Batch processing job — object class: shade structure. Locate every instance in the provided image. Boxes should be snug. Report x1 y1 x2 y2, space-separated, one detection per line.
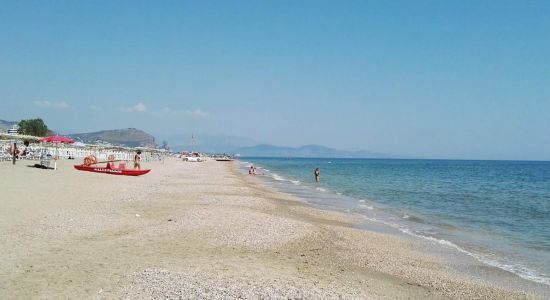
40 135 75 144
39 135 75 170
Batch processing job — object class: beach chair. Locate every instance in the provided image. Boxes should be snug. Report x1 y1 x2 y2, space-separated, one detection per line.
39 151 51 168
27 150 39 161
0 152 9 162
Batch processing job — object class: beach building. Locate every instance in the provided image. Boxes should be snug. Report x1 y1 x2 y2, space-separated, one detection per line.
7 124 19 134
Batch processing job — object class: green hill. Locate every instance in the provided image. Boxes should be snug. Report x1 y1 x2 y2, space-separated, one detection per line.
68 128 157 148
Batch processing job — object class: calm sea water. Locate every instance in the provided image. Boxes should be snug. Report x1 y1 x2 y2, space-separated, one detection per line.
241 158 550 286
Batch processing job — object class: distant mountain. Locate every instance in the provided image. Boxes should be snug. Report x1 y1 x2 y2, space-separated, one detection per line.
68 128 157 148
0 119 17 132
157 134 383 158
235 144 386 158
154 133 261 153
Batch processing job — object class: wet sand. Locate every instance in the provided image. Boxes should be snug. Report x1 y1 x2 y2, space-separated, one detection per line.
0 158 542 299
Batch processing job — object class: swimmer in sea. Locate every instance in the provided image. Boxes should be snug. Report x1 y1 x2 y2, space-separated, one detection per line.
314 167 320 183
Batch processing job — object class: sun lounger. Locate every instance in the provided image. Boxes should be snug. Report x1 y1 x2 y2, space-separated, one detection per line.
39 152 51 168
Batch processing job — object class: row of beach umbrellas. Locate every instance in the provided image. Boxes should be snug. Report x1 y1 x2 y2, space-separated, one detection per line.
39 135 75 144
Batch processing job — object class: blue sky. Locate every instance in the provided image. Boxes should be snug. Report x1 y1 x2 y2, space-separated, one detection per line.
0 1 549 160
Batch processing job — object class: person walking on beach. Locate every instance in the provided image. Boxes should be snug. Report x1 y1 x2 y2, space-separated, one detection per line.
134 150 141 170
314 167 320 183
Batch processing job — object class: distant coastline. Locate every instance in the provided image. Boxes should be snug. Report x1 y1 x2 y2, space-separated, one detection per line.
234 144 387 159
240 156 550 162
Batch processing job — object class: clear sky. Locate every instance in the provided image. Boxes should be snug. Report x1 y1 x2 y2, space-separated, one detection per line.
1 1 549 160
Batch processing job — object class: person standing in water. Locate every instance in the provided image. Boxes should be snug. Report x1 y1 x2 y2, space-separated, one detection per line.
134 150 142 170
314 167 320 183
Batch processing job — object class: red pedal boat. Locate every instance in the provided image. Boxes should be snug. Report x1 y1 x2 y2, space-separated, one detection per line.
74 163 151 176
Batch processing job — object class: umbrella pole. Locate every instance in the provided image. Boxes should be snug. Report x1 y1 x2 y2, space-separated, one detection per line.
55 144 58 170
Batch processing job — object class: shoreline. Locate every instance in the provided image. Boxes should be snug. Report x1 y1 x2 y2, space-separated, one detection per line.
232 160 548 298
240 158 550 291
0 158 545 298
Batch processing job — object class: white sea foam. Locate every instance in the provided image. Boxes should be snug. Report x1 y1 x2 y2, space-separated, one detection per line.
359 204 374 210
398 229 550 286
362 216 383 224
377 213 544 283
315 187 327 192
359 215 550 285
271 173 286 181
291 180 300 185
359 199 366 203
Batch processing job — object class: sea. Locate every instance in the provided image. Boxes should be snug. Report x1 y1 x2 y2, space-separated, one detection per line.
239 158 550 288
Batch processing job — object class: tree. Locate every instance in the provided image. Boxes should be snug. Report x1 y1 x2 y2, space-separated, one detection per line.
18 118 49 136
161 140 170 150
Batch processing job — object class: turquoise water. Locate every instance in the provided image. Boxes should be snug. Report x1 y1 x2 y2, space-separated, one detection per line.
241 158 550 286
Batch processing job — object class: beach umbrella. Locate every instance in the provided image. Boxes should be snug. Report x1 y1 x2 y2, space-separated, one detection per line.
40 135 75 144
39 135 74 169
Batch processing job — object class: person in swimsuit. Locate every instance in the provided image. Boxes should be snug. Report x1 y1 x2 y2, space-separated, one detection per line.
134 150 142 170
314 167 320 183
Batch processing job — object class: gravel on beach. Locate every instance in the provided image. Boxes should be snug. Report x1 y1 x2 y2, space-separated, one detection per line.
0 158 544 299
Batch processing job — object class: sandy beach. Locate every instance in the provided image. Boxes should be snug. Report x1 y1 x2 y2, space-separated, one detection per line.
0 158 544 299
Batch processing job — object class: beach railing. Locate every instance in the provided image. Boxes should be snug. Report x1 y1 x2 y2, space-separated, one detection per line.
1 140 164 165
